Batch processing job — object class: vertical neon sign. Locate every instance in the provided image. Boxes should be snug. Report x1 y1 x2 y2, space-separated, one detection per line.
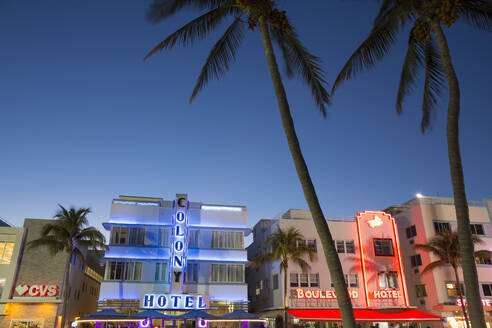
169 195 189 292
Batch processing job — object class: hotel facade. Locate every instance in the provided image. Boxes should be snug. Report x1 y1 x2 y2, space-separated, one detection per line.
387 196 492 328
98 194 249 315
247 209 440 327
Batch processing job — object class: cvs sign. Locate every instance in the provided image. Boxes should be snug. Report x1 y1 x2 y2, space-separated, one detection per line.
15 284 59 297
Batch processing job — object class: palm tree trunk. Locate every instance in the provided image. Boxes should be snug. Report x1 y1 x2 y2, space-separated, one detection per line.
60 251 72 328
430 19 486 328
452 265 470 328
258 15 356 328
283 267 288 328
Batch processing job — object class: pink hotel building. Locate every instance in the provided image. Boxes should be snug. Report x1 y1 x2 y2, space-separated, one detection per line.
247 197 492 328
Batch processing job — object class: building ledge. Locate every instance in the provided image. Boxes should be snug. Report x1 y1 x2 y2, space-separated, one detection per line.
0 297 62 304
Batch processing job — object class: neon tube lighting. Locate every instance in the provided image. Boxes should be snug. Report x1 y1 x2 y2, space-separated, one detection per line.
74 320 144 323
201 206 243 212
205 320 267 323
392 217 409 306
356 213 370 307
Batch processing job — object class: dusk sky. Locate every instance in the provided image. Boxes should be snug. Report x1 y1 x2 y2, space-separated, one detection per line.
1 0 491 241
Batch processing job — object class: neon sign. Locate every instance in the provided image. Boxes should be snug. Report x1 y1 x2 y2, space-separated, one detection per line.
142 294 208 309
15 284 59 297
457 299 491 307
296 288 359 299
172 210 187 271
373 290 401 299
367 215 383 228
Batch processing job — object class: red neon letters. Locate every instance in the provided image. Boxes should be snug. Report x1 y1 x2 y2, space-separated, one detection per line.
372 290 401 299
457 299 491 307
296 288 359 299
15 284 59 297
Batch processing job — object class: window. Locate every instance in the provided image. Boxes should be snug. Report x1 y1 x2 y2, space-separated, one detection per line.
0 242 14 264
335 240 355 254
255 281 261 296
11 320 44 328
336 241 345 253
310 274 319 287
416 284 427 297
188 230 200 248
290 273 299 287
378 272 399 289
0 278 5 297
446 282 465 297
345 241 355 254
300 274 309 287
159 228 170 246
470 224 484 235
433 222 450 234
155 262 168 281
185 263 198 283
210 264 244 283
411 254 422 267
110 227 145 245
105 261 142 281
263 278 270 291
476 255 492 265
482 284 492 297
211 231 244 249
331 274 358 288
373 239 394 256
273 274 279 290
406 225 417 238
307 240 317 252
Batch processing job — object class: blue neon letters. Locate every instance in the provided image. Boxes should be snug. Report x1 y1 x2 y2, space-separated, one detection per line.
172 210 187 271
142 294 207 309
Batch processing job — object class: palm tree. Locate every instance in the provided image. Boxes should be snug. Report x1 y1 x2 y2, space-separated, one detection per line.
415 230 490 328
28 205 107 328
251 227 315 328
331 1 491 327
143 1 356 327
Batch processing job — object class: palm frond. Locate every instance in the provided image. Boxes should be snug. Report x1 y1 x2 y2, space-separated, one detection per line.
190 16 245 102
76 227 107 244
144 5 240 60
421 259 448 274
458 0 492 31
420 39 446 133
292 257 311 273
27 236 67 255
332 14 402 94
374 0 415 26
269 25 331 116
396 32 424 114
146 0 229 23
250 252 276 268
475 249 491 258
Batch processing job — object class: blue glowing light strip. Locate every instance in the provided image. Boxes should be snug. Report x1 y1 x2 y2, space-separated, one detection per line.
201 205 243 212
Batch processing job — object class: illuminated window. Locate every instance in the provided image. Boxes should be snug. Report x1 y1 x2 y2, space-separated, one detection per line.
211 231 243 249
105 261 142 281
210 264 244 283
185 263 198 283
272 274 279 290
155 262 167 281
300 274 309 287
110 227 145 245
378 272 399 289
446 282 465 297
188 230 200 248
0 242 14 264
255 281 261 296
11 320 44 328
290 273 298 287
406 225 417 238
476 255 492 265
411 254 422 267
470 224 484 235
416 284 427 297
373 239 394 256
310 274 319 287
482 284 492 297
433 222 450 234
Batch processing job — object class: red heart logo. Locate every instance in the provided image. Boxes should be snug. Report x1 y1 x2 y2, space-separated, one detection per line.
16 284 29 296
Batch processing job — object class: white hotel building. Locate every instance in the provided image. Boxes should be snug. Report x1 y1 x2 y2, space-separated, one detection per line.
98 194 249 315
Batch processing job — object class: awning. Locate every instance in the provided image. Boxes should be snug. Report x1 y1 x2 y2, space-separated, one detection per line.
288 309 442 322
